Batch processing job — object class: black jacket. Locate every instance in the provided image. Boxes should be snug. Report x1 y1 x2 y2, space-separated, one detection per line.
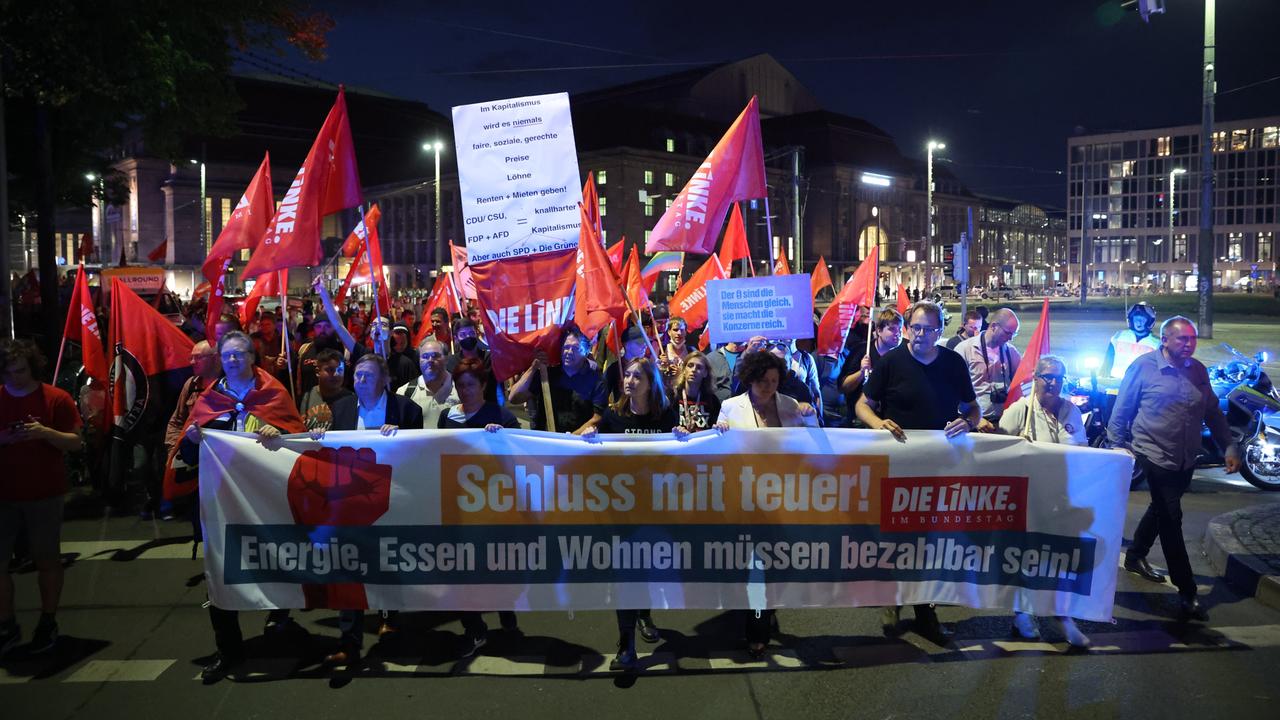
329 392 425 432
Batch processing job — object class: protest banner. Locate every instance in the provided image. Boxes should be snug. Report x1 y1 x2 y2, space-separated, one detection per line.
705 274 815 345
452 92 583 264
200 428 1130 621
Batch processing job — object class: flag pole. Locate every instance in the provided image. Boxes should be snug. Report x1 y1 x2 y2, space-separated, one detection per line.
278 270 295 400
359 206 387 358
763 197 776 275
52 264 80 383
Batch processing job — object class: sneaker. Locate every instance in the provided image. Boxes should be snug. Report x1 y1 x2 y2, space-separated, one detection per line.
0 624 19 657
460 633 487 658
1053 617 1091 649
29 621 58 654
1011 612 1041 640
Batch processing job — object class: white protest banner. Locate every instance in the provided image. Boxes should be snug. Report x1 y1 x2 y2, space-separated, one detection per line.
200 429 1130 621
706 274 815 345
452 92 583 264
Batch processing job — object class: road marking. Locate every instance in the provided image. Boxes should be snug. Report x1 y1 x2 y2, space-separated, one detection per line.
65 659 175 682
60 540 202 561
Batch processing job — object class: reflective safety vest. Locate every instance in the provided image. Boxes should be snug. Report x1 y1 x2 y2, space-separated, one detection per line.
1109 329 1159 378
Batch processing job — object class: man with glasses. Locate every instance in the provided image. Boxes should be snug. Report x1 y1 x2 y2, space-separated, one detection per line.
855 301 980 645
955 308 1022 428
397 338 458 428
509 326 607 434
1108 316 1240 622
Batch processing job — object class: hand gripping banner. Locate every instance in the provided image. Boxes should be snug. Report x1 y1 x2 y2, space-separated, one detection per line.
200 429 1131 620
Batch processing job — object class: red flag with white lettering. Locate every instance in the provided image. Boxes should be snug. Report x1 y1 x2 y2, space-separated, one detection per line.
203 153 273 332
668 254 726 330
63 265 108 385
773 251 791 276
340 204 381 257
573 204 627 343
816 246 878 356
334 219 391 314
605 238 626 275
645 97 766 255
1006 298 1051 409
243 88 363 277
473 248 578 382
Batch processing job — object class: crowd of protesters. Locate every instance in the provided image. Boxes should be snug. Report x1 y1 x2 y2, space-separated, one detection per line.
0 272 1241 678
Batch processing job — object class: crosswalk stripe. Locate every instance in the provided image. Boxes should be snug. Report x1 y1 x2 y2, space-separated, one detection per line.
60 540 202 561
64 659 175 682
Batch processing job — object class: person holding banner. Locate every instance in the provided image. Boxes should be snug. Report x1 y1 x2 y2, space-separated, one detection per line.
396 339 458 429
314 353 424 668
998 355 1091 648
855 301 980 646
508 326 605 435
582 356 683 670
714 350 818 658
179 331 308 682
673 352 721 432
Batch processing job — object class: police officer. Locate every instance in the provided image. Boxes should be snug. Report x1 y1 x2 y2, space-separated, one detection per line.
1101 302 1159 379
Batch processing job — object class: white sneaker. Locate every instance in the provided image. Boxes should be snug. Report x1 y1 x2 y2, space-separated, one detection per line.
1054 617 1090 648
1011 611 1041 640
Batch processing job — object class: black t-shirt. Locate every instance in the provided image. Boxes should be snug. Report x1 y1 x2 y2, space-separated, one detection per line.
528 364 607 432
597 405 678 434
675 393 721 431
437 403 520 429
861 344 976 431
838 341 892 424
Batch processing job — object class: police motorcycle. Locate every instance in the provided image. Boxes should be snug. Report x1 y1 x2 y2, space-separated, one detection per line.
1208 344 1280 491
1068 345 1280 491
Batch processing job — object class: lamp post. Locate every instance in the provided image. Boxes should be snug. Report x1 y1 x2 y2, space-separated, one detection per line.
423 141 445 270
926 140 945 288
189 159 206 254
86 172 105 263
1172 166 1187 289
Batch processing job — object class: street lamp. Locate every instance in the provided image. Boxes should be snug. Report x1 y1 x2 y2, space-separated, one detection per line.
926 140 946 287
189 159 206 253
86 173 104 263
423 140 445 269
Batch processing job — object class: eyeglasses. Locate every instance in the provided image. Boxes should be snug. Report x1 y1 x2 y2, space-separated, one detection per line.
219 351 249 361
908 324 942 335
1036 373 1065 384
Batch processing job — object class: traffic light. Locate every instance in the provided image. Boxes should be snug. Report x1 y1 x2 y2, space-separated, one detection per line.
943 245 955 279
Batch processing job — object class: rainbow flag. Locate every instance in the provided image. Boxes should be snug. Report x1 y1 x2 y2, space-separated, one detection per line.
641 252 683 282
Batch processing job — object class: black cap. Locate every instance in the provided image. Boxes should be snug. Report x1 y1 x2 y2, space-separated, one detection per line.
621 325 646 344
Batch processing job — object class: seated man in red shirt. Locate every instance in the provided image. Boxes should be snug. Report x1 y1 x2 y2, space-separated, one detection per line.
0 339 83 656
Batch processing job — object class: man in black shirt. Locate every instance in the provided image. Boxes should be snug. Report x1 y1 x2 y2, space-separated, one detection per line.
855 300 980 646
508 326 606 433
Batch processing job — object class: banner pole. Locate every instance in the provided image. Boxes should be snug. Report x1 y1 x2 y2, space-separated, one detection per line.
359 206 387 358
279 270 295 400
538 365 557 433
763 197 776 275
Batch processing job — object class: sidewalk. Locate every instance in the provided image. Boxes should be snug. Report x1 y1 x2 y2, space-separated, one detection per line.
1203 501 1280 611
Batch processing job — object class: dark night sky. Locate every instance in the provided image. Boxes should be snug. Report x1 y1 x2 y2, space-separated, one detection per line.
244 0 1280 211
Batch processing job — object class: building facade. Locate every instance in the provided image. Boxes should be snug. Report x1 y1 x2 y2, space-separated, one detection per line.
1066 118 1279 291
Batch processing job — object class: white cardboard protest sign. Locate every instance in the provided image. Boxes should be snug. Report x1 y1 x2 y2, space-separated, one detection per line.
452 92 582 264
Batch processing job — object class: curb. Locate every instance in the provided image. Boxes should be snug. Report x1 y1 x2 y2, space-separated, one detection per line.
1202 509 1280 612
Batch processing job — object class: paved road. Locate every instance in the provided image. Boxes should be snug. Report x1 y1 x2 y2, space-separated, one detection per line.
4 468 1279 720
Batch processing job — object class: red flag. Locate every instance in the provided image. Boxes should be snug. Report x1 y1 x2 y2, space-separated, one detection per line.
810 255 833 298
582 172 601 235
63 266 108 385
645 97 767 255
668 254 727 330
193 281 211 299
605 238 626 274
473 248 578 382
450 241 477 300
1005 298 1051 409
203 154 274 332
414 273 462 347
334 219 391 314
623 245 652 315
240 270 287 329
77 232 94 261
717 204 754 274
896 283 911 315
573 204 627 343
243 88 363 277
816 246 879 356
774 250 792 276
340 204 381 257
146 239 169 264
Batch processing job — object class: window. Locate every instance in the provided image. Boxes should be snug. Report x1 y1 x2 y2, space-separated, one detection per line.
666 198 673 210
1263 127 1279 149
1231 129 1249 151
644 230 651 243
665 138 675 153
1173 235 1188 262
644 198 654 217
205 196 214 251
597 170 607 185
643 170 654 185
1213 131 1227 152
1157 136 1171 157
1260 232 1274 262
1227 233 1243 260
664 172 674 187
599 196 607 217
219 198 232 252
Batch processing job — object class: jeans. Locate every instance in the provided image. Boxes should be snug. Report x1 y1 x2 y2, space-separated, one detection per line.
1128 455 1197 598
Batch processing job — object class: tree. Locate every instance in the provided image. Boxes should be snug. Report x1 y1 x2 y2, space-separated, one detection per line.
0 0 332 353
